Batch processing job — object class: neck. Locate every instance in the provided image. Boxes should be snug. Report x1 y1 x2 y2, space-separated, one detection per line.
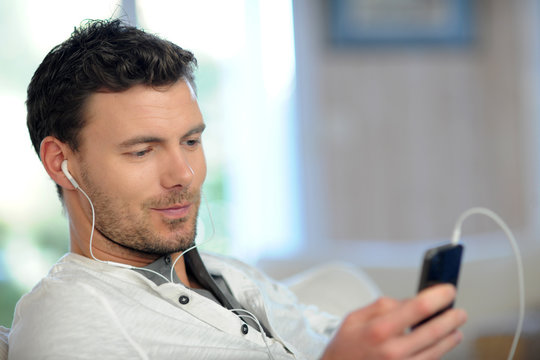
171 251 202 288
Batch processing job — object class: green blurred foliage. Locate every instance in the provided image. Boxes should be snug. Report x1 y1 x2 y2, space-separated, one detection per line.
0 220 7 248
0 211 69 328
0 281 24 327
29 215 70 259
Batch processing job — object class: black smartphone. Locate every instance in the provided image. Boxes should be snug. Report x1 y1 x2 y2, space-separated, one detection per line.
412 243 464 329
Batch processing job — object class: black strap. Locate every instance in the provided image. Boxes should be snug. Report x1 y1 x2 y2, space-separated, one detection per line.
185 249 272 337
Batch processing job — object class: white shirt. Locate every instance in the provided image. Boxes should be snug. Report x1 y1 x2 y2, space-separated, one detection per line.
8 253 340 359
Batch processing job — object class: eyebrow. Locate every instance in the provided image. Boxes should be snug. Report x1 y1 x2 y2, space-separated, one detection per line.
185 123 206 137
118 124 206 149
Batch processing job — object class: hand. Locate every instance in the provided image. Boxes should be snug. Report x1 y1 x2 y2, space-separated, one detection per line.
320 284 467 360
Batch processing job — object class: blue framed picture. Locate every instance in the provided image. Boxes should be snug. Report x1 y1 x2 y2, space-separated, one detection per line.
330 0 475 46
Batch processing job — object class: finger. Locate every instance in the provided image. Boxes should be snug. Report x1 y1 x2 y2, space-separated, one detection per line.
362 284 456 340
400 284 457 330
410 330 464 360
346 296 402 324
364 297 403 321
395 308 467 356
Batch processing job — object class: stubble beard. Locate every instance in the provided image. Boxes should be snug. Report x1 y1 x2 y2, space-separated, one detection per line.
80 167 200 256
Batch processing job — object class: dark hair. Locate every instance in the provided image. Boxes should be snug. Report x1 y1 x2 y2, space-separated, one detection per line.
26 18 197 198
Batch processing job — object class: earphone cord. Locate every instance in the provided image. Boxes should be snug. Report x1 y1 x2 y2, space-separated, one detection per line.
451 207 524 360
169 190 216 283
78 187 97 261
78 183 217 285
231 308 277 360
78 186 274 359
78 185 170 283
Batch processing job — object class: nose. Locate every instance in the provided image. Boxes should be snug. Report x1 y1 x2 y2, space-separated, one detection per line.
161 148 194 189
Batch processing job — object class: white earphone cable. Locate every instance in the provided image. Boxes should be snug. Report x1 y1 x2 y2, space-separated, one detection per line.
169 190 216 283
451 207 524 360
72 167 273 358
77 185 173 284
230 308 277 360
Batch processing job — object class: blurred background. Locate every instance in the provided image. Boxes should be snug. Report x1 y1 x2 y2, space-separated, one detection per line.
1 0 540 358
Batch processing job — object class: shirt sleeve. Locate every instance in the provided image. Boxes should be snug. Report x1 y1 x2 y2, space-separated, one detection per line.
9 279 148 360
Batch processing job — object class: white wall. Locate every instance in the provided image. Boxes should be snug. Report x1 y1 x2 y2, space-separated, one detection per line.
294 0 539 247
260 0 540 358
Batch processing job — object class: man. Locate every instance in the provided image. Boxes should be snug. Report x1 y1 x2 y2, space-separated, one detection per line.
9 19 466 359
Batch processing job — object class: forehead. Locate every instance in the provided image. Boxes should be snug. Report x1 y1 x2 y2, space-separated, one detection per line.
79 81 202 146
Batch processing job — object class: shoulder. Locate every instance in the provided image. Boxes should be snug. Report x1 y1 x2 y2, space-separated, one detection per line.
11 253 157 320
10 254 115 333
201 252 282 287
8 254 150 358
201 252 272 280
201 252 299 306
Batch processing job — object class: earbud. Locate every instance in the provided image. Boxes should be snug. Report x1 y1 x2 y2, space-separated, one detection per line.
61 160 80 189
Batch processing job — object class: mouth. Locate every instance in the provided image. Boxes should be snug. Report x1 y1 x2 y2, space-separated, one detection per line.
150 203 192 219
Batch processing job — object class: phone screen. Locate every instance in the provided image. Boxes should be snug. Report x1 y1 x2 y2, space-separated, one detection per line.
418 243 463 291
413 243 464 329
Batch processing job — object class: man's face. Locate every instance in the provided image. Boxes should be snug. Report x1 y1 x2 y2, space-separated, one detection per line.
75 80 207 255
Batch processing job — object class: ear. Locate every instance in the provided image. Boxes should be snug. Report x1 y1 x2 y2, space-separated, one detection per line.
40 136 78 190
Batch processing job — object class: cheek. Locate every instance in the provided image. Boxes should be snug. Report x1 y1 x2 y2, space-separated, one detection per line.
102 165 155 203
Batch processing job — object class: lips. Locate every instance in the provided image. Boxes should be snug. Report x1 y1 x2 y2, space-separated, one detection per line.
151 203 192 219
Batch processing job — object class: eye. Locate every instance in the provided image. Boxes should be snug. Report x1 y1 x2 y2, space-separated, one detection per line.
131 148 152 157
182 137 202 148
